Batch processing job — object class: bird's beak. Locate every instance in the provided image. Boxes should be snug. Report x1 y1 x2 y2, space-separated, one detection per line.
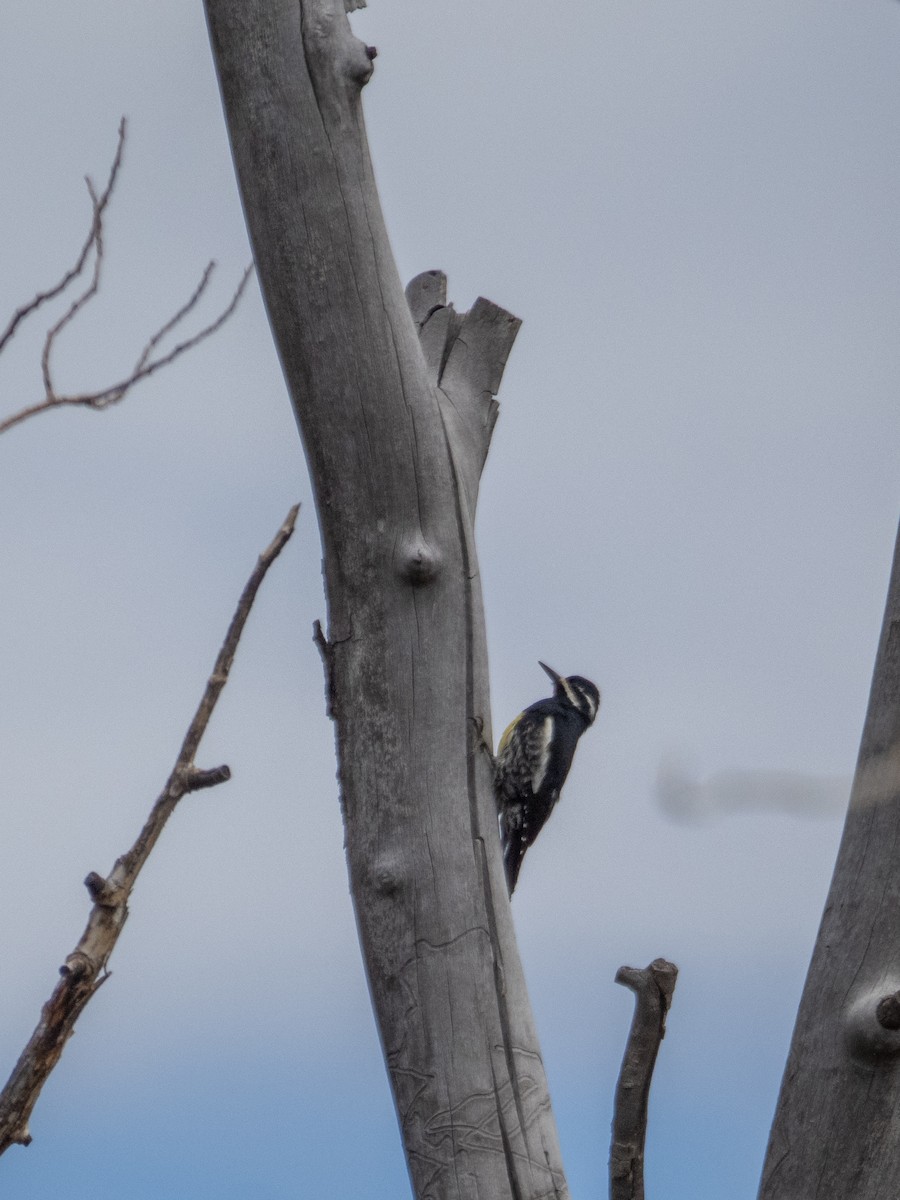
538 661 562 684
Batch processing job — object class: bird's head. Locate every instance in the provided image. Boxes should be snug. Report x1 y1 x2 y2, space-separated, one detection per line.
539 661 601 725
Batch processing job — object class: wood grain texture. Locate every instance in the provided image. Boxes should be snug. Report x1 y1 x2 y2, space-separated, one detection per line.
760 518 900 1199
203 5 568 1197
610 960 677 1200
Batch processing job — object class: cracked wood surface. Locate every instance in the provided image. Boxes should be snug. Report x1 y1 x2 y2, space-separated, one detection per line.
203 3 568 1197
760 517 900 1200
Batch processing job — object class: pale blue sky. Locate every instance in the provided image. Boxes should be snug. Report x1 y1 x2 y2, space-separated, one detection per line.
2 3 900 1197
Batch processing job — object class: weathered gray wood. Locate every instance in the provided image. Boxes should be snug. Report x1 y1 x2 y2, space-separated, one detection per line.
203 5 568 1197
609 960 678 1200
407 274 521 518
760 518 900 1199
405 269 448 327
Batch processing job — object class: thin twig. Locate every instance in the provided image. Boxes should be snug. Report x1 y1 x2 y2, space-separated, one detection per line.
0 504 300 1156
0 118 255 437
0 264 253 436
609 958 678 1200
71 263 254 410
132 261 217 376
0 118 126 358
39 175 107 400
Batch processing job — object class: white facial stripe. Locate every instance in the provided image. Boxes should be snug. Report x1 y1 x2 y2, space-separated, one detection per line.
560 677 579 708
532 716 553 793
582 690 600 721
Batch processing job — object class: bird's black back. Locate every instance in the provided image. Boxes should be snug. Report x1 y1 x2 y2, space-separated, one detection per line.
495 684 598 894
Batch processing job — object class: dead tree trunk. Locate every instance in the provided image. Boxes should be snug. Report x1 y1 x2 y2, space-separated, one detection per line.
203 3 568 1197
760 518 900 1199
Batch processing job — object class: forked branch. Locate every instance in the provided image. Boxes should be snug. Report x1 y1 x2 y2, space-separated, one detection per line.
0 119 126 359
610 958 678 1200
0 118 253 436
0 504 299 1156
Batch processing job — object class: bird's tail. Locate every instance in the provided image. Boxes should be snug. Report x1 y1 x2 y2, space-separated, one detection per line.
503 836 524 896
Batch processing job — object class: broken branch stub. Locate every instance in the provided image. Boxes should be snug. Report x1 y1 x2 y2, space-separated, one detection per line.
610 958 678 1200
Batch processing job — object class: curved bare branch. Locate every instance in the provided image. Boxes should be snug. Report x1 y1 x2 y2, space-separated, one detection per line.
0 121 254 437
0 118 126 358
0 505 299 1156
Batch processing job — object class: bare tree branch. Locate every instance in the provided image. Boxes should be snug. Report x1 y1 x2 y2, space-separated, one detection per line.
0 503 300 1156
38 174 108 399
133 261 218 375
0 120 254 437
610 958 678 1200
0 118 126 358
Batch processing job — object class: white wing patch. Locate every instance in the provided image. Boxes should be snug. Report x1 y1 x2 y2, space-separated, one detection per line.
531 716 554 794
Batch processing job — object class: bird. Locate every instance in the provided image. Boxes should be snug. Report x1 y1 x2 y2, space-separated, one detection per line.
494 661 600 895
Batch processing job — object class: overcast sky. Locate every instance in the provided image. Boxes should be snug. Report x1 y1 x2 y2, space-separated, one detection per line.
2 3 900 1197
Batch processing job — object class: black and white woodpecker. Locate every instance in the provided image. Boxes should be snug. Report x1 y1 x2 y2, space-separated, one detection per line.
494 661 601 895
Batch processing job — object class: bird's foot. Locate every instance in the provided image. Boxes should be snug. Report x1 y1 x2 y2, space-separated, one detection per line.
470 715 495 768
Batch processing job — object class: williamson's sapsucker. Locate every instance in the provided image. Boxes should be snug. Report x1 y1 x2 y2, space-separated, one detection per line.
494 661 600 895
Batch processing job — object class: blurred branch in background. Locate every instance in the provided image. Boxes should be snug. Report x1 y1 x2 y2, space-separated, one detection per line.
0 504 299 1157
0 117 252 436
656 758 849 824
